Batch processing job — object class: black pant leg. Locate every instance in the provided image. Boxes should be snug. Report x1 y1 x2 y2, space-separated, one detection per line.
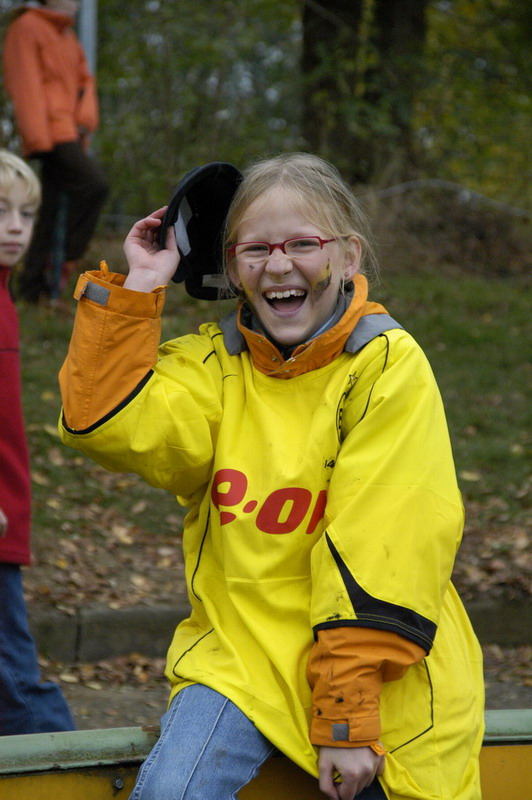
17 142 108 302
18 154 60 301
51 141 108 260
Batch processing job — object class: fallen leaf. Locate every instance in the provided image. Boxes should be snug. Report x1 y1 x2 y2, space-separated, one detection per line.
32 470 50 486
59 672 80 684
41 390 58 403
460 470 481 482
111 524 134 544
48 447 67 466
43 424 60 438
130 575 150 589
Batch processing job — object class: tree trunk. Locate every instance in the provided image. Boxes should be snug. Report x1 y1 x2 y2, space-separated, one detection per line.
301 0 428 184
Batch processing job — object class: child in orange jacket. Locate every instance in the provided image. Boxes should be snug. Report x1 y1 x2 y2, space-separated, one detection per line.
3 0 108 303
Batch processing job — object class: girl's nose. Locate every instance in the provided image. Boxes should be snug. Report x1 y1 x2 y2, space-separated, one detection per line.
7 211 23 231
264 248 293 275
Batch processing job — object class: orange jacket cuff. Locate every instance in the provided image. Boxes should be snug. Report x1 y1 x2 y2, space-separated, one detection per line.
74 262 166 318
310 712 382 747
60 263 165 431
307 626 426 747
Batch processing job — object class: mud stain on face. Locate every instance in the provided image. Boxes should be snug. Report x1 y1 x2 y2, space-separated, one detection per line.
310 261 332 300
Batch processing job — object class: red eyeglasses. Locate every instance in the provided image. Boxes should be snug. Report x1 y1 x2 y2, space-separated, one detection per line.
227 236 337 263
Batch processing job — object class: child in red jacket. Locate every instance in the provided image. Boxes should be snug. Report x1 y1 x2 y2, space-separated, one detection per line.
0 149 74 734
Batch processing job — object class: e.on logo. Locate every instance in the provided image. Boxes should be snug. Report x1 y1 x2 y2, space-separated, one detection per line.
211 468 327 535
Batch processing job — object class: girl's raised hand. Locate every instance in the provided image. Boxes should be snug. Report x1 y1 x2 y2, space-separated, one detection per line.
123 207 180 293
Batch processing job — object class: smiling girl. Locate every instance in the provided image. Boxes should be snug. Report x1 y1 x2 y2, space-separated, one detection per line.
59 153 484 799
224 160 364 349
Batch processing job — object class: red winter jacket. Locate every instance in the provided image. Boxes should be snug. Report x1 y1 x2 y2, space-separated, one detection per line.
0 268 31 564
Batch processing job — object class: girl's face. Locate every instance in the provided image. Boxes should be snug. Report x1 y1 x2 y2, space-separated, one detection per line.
228 191 361 347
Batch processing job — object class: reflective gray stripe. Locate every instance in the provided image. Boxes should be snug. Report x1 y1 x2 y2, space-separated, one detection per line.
202 273 227 288
332 723 350 741
174 197 192 256
345 314 403 354
83 281 110 306
219 309 245 355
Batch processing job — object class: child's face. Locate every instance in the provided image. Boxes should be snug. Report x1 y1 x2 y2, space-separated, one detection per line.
0 178 37 269
229 191 361 346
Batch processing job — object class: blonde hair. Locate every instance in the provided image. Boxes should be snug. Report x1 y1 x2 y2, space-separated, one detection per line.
0 150 41 206
224 153 377 286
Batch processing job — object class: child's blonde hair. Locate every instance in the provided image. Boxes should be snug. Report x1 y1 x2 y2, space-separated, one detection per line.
0 150 41 206
224 153 377 283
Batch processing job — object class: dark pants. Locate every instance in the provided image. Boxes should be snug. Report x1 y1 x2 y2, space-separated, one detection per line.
19 140 108 302
0 563 76 735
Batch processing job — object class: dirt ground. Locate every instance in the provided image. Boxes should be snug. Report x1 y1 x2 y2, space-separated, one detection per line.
43 644 531 731
62 681 168 730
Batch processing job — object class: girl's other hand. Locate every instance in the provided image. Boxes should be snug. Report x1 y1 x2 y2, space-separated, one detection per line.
123 207 180 293
318 745 385 799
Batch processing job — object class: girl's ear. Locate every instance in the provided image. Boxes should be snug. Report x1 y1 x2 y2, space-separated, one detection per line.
342 236 362 280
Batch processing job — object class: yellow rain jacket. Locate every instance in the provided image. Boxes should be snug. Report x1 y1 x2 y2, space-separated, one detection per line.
59 268 484 799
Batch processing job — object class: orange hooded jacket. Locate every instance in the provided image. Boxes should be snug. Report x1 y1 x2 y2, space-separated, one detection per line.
3 6 100 156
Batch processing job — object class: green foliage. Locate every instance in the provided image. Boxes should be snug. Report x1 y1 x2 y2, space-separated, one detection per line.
374 269 530 527
96 0 302 216
301 0 430 183
417 0 531 205
0 0 529 214
93 0 527 211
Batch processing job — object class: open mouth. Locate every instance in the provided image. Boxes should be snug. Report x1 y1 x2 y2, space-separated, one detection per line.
263 288 307 312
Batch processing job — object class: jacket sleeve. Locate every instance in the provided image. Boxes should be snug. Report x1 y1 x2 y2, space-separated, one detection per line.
59 265 165 431
58 266 224 499
310 330 464 652
3 18 53 153
307 626 425 749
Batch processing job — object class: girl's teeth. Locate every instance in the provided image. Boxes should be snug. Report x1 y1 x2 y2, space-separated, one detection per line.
266 289 305 299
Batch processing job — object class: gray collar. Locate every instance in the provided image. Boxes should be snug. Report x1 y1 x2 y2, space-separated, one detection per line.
218 302 403 359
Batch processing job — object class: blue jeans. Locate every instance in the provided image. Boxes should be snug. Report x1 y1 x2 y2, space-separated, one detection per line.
129 684 386 799
129 684 276 800
0 563 75 735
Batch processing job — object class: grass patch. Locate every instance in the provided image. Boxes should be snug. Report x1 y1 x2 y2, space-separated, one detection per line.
374 271 530 526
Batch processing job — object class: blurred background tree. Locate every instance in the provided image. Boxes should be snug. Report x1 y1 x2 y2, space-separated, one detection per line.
94 0 302 217
417 0 531 206
302 0 429 183
1 0 529 216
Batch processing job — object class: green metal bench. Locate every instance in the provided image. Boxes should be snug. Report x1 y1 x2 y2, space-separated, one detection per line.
0 709 530 799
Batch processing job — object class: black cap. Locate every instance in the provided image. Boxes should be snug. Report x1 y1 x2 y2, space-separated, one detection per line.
159 161 243 300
